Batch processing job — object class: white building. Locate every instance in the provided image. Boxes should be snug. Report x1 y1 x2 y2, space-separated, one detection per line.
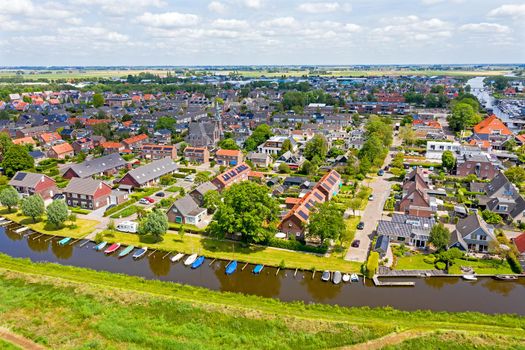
426 141 461 161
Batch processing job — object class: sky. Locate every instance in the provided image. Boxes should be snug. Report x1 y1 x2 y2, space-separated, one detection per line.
0 0 524 66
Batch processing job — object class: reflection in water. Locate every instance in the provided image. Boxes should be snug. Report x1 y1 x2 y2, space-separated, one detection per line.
301 271 344 301
51 241 74 260
425 277 459 290
148 252 171 277
5 229 24 241
482 279 519 297
27 237 50 253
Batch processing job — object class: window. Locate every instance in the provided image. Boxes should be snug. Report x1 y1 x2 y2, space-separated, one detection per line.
478 235 487 241
398 237 405 242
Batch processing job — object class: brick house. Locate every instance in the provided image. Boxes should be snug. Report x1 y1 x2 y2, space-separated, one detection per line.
48 142 74 159
122 134 149 151
62 153 128 179
63 177 112 210
100 141 125 154
8 171 57 200
119 157 177 189
215 149 243 166
211 163 251 191
455 153 498 179
141 144 177 160
184 146 210 164
398 168 435 218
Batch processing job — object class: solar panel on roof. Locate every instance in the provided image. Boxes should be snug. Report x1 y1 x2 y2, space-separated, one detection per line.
298 210 309 220
313 192 323 200
14 172 27 181
321 183 330 191
327 176 336 185
305 202 312 209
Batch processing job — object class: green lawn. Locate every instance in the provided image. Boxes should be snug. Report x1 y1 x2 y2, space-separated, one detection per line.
395 254 436 270
448 258 514 275
0 339 20 350
99 229 363 273
1 208 99 239
109 205 138 219
0 254 524 349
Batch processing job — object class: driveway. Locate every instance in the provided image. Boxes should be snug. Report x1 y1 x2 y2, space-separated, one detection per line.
344 176 392 263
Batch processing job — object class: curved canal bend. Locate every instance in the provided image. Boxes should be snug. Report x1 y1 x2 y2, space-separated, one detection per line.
1 226 524 315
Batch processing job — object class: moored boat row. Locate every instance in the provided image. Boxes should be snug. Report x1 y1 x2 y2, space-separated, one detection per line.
322 270 360 284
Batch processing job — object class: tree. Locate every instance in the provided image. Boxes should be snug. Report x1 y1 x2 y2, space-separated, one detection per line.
217 138 240 150
437 247 464 267
0 186 19 212
46 200 68 228
0 132 13 161
441 150 456 172
359 135 386 167
504 166 525 185
399 125 416 146
139 209 169 242
155 116 176 131
366 252 379 278
244 124 272 151
211 181 279 242
279 138 293 155
300 159 317 175
2 145 34 177
428 223 451 252
92 93 105 108
195 171 211 185
203 190 221 213
348 198 362 216
91 123 112 140
307 202 345 244
482 209 503 225
447 103 481 132
278 162 291 173
304 134 328 161
21 195 45 223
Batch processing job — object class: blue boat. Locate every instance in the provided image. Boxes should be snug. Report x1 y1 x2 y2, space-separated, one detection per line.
94 242 107 251
58 237 71 246
225 260 238 275
191 256 205 269
253 264 263 274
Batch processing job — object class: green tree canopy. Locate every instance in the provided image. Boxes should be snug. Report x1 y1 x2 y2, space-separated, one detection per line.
203 190 221 213
139 209 169 242
195 171 212 185
2 144 34 177
428 223 451 252
307 202 345 244
278 162 291 173
279 138 293 155
0 186 19 212
304 134 328 161
155 116 176 131
482 209 503 225
300 159 317 175
0 131 13 161
441 150 456 172
211 181 279 242
46 200 68 228
92 93 105 108
244 124 272 151
447 103 482 132
21 194 45 223
218 138 240 150
504 166 525 185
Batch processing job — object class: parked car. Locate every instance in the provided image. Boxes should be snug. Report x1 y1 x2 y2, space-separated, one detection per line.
52 194 65 200
351 240 361 248
139 198 149 205
357 222 365 230
144 197 155 203
377 170 384 176
368 194 374 201
155 192 165 197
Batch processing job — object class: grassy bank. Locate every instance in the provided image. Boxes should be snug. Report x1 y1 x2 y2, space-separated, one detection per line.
99 230 363 272
1 209 99 239
0 254 524 349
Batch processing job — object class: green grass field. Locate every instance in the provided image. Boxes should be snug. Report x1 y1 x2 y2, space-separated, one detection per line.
0 254 523 349
0 339 20 350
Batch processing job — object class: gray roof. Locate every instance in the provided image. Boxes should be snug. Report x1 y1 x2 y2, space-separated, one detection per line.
192 181 218 196
170 194 201 216
374 235 390 252
377 220 413 238
64 153 127 178
63 177 107 195
247 152 270 161
9 172 53 188
125 157 177 185
455 214 494 239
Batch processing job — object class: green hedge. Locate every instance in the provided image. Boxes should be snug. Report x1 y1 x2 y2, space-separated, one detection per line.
68 207 90 215
266 237 328 254
178 167 197 174
110 205 138 219
103 199 138 217
507 252 523 274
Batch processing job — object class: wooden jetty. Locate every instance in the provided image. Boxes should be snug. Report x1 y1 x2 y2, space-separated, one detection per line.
242 262 249 271
44 235 56 242
14 227 29 234
161 251 171 259
0 220 12 226
79 239 90 248
32 234 44 240
148 249 156 257
372 275 415 287
209 258 216 266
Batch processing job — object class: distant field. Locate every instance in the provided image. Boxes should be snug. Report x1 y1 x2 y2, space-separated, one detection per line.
0 68 510 82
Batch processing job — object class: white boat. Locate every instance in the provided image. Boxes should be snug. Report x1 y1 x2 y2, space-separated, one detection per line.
171 253 185 263
342 274 350 282
462 274 478 281
350 273 359 283
184 253 198 266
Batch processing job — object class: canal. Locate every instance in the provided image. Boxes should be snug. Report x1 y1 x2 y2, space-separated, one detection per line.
1 225 525 315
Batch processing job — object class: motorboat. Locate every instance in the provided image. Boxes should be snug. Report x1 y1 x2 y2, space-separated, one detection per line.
493 275 518 281
350 273 359 283
332 271 342 285
184 253 198 266
342 273 350 283
321 270 331 282
171 253 185 263
462 274 478 281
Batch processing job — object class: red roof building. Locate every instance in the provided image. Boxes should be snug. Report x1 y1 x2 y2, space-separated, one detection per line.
512 232 525 255
473 115 512 139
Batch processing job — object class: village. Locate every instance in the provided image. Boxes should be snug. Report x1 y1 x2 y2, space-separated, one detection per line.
0 72 524 281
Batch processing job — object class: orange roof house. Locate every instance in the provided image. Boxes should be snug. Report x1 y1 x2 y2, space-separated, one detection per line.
122 134 149 150
473 115 512 139
512 232 525 255
48 143 74 159
13 137 36 146
38 132 62 145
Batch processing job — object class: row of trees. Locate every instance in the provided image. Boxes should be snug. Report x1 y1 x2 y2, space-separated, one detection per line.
357 116 393 174
447 94 482 132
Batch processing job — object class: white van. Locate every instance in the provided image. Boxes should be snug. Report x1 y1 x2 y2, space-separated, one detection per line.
116 221 139 233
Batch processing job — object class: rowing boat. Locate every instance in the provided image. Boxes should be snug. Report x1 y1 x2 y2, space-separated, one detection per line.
462 274 477 281
191 256 205 269
58 237 71 246
493 275 518 281
342 273 350 282
171 253 185 263
321 270 331 282
104 243 121 254
253 264 264 274
332 271 342 285
94 242 107 251
132 247 148 259
350 273 359 283
184 253 198 266
118 245 134 258
225 260 237 275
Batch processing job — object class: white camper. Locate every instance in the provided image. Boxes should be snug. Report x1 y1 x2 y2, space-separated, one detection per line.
116 221 139 233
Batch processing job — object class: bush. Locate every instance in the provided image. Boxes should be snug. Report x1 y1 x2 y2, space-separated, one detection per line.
178 167 197 174
366 252 379 278
507 252 523 274
435 262 446 270
423 255 436 264
266 237 328 254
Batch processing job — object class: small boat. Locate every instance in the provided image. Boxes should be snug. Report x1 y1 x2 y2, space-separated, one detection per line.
58 237 71 246
493 275 518 281
332 271 342 284
342 273 350 282
94 242 107 251
462 274 478 281
191 256 205 269
132 247 148 259
350 273 359 283
253 264 264 274
321 270 331 282
118 245 135 258
184 253 198 266
104 243 121 254
171 253 185 263
225 260 237 275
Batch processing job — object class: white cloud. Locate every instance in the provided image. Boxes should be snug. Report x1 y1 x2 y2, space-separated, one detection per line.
136 12 200 28
298 2 342 13
260 17 297 28
70 0 166 15
488 4 525 19
211 19 249 30
243 0 263 9
208 1 227 14
58 26 129 43
459 23 511 33
421 0 465 5
0 0 76 19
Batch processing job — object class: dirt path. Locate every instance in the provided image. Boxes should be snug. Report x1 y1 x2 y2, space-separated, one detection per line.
0 327 46 350
338 329 431 350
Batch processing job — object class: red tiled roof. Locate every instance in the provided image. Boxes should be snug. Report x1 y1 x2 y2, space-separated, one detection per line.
123 134 148 145
216 149 242 157
473 115 512 136
513 232 525 254
248 170 263 178
13 137 36 145
101 141 123 149
51 143 73 154
40 132 61 143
